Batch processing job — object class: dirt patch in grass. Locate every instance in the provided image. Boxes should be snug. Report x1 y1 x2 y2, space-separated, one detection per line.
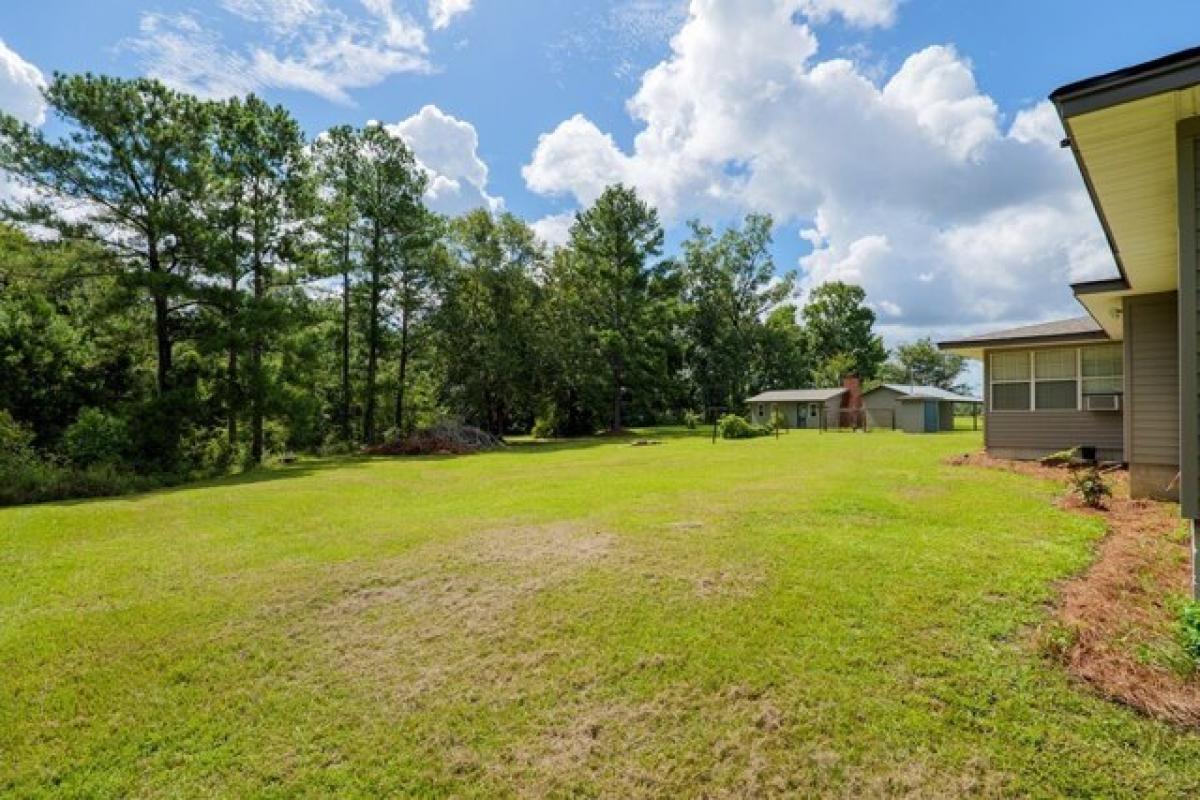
482 683 1016 798
330 523 614 619
951 452 1200 725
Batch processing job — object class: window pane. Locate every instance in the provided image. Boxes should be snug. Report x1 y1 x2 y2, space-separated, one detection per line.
1083 377 1122 394
991 351 1029 381
992 382 1031 411
1036 380 1077 410
1036 349 1076 380
1082 344 1123 378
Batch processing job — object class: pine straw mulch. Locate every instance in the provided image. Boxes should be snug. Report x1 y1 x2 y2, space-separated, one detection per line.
947 451 1200 727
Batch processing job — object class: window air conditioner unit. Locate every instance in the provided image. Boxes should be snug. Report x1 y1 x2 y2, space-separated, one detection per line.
1084 394 1121 412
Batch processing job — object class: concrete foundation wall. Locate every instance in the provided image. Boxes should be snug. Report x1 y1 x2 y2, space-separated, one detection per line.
1130 462 1180 502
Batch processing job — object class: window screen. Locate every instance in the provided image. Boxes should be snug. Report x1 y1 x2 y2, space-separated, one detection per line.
1032 349 1078 409
1082 344 1123 395
1036 381 1077 409
1035 349 1076 379
991 351 1029 381
992 382 1031 411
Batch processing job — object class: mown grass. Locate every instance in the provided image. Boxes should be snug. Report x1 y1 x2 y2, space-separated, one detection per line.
3 427 1200 797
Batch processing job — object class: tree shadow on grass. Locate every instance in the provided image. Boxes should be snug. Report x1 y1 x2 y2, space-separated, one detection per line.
13 428 717 510
21 457 373 510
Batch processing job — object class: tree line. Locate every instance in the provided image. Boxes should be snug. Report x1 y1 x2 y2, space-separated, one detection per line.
0 74 963 490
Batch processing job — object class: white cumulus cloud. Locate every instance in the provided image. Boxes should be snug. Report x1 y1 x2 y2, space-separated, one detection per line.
0 38 47 125
0 38 48 208
387 104 502 215
523 0 1109 340
429 0 473 30
530 212 576 248
798 0 899 28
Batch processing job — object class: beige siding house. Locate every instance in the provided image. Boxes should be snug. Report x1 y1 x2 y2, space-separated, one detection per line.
942 319 1128 466
746 389 845 429
862 385 982 433
946 46 1200 597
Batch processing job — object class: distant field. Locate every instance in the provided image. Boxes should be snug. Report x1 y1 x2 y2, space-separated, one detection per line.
3 428 1199 797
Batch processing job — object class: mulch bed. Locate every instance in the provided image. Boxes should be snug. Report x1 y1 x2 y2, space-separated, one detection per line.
948 452 1200 726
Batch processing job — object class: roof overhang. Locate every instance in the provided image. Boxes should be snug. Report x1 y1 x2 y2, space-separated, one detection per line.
1071 277 1131 338
1052 48 1200 313
939 330 1111 360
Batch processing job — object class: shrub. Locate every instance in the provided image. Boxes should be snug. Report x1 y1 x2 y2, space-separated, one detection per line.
1180 601 1200 664
531 415 558 439
1041 447 1079 467
1068 466 1112 509
0 410 34 467
682 410 703 430
179 426 242 472
62 408 129 468
365 422 503 456
0 459 162 507
717 414 770 440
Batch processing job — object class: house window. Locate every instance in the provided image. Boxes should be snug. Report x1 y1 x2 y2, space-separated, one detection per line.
990 351 1031 411
1082 344 1123 395
990 344 1124 413
1034 349 1078 410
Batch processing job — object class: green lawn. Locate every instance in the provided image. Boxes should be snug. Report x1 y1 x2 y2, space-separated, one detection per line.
3 428 1200 797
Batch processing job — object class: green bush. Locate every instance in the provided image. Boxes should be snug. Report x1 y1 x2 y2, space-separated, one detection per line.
0 459 162 507
1180 601 1200 664
62 408 129 468
717 414 770 440
1068 466 1112 509
179 426 243 472
682 410 704 430
531 413 559 439
0 410 35 467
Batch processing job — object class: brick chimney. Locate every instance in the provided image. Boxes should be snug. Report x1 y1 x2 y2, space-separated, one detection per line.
841 375 863 410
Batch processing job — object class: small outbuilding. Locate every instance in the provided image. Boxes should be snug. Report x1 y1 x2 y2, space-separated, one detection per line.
746 388 846 429
862 384 982 433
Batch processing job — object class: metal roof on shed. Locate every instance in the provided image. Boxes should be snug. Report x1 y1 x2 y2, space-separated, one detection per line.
746 388 846 403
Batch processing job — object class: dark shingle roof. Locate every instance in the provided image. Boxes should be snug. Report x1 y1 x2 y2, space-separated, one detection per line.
939 317 1108 350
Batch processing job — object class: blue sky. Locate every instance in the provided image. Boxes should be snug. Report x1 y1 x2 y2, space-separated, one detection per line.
2 0 1200 349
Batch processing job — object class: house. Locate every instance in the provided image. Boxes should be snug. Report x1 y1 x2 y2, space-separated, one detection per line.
862 385 983 434
942 46 1200 597
746 388 846 429
940 317 1127 467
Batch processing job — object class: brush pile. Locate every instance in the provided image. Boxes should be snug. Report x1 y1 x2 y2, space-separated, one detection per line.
364 423 503 456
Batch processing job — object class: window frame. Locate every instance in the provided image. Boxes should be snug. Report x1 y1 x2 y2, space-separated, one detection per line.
1081 343 1124 398
1033 348 1081 411
988 344 1124 413
988 350 1033 412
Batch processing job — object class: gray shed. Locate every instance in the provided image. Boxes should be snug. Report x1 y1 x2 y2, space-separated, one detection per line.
746 388 846 429
862 384 982 433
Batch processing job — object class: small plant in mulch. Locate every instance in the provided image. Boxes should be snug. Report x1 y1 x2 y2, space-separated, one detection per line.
1040 447 1080 467
1068 466 1112 509
1035 619 1080 663
1180 601 1200 665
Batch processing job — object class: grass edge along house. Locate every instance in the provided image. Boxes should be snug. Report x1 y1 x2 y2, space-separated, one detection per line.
943 45 1200 597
